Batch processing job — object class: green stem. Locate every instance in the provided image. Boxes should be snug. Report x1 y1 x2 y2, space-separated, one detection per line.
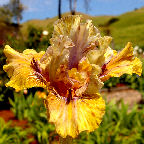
59 136 73 144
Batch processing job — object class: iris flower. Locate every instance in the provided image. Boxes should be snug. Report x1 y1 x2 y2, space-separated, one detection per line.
3 15 142 138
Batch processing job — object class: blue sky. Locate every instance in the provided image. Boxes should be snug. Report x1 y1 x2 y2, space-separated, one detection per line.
0 0 144 23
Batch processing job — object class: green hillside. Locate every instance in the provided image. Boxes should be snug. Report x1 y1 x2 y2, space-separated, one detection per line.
110 7 144 49
21 8 144 50
21 12 92 37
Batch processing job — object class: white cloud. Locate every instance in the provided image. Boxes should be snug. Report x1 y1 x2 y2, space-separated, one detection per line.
27 7 38 12
22 0 57 12
0 0 9 5
22 0 39 12
44 0 52 5
96 0 118 1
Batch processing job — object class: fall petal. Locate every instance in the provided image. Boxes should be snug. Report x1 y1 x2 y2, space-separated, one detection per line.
3 45 46 91
46 93 105 138
100 42 142 81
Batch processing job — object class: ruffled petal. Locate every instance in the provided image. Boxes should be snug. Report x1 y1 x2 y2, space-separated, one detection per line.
68 58 92 96
68 19 100 69
87 36 112 66
53 15 101 69
85 75 103 95
53 15 81 38
100 42 142 81
104 47 117 64
46 93 105 138
41 35 74 82
3 45 46 91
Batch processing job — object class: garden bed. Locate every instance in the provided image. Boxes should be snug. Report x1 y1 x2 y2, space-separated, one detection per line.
102 86 142 108
0 87 143 144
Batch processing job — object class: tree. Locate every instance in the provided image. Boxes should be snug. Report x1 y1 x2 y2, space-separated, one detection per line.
8 0 24 24
69 0 72 14
69 0 91 15
69 0 77 15
58 0 62 19
0 5 13 23
84 0 91 12
0 4 13 23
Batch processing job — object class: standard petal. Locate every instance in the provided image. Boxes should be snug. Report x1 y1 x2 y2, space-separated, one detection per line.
43 36 74 82
3 45 46 91
46 93 105 138
104 47 117 64
85 75 103 95
100 42 142 81
53 15 101 69
87 36 112 67
53 15 81 38
68 19 100 69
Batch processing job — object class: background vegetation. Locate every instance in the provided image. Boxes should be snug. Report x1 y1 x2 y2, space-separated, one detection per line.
0 2 144 143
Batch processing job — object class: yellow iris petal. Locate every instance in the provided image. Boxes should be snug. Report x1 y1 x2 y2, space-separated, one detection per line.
3 45 46 91
46 93 105 138
87 36 112 66
85 75 103 95
41 35 74 82
100 42 142 81
53 15 81 38
67 58 92 95
104 47 117 64
53 15 101 69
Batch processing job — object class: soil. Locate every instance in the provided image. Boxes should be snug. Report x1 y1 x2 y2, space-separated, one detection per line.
0 110 28 128
0 110 38 144
101 86 142 108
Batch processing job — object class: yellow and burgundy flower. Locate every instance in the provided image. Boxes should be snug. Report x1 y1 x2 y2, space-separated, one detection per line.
3 15 142 138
